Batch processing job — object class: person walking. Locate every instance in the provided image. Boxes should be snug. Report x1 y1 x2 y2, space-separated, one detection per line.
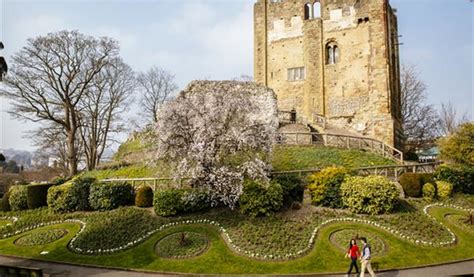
346 239 360 276
360 237 376 277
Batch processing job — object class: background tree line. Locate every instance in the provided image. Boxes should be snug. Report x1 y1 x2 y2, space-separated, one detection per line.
1 30 177 177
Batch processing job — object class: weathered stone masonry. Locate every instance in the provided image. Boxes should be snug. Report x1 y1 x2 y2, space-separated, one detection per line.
254 0 403 149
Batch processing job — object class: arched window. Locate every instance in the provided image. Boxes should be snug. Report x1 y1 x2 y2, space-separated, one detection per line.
326 42 339 64
304 3 313 20
313 2 321 18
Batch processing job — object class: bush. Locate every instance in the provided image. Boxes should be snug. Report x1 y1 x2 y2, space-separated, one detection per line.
50 176 68 185
239 180 283 217
307 167 350 208
436 181 453 200
47 177 96 213
435 164 474 194
272 175 304 204
399 173 425 197
153 189 185 216
89 182 134 211
8 185 28 211
438 122 474 166
1 190 11 211
422 183 436 202
135 186 153 207
341 175 399 215
27 183 53 209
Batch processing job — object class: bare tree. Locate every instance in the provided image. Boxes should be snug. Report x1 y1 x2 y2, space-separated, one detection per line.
137 67 177 123
29 124 83 175
438 102 469 136
0 30 119 176
78 58 135 170
400 64 440 153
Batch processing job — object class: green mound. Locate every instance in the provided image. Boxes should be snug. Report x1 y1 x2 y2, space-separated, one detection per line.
155 232 209 259
15 229 68 246
329 229 386 256
272 145 396 171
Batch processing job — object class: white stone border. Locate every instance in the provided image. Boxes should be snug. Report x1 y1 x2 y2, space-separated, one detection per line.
1 203 472 260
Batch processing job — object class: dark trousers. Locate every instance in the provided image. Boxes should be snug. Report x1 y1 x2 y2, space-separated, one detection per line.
348 257 359 274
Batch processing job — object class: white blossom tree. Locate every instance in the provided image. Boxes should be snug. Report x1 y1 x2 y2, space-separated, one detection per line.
154 81 278 208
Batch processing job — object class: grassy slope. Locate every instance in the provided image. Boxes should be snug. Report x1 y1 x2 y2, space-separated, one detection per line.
84 145 396 179
0 206 472 274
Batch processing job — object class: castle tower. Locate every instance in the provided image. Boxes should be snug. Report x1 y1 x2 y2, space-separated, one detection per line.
254 0 403 150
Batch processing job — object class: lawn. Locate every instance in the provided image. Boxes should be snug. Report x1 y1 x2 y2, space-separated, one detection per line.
0 198 472 274
82 145 396 180
271 145 396 171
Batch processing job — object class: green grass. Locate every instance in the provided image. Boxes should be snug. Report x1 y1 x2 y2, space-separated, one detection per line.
271 145 396 171
0 204 472 274
155 232 209 258
83 145 396 180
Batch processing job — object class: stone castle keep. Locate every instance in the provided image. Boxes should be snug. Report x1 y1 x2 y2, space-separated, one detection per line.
254 0 403 150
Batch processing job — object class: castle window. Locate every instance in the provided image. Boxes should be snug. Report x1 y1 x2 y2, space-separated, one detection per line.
287 67 305 81
304 3 313 20
313 2 321 18
326 43 339 64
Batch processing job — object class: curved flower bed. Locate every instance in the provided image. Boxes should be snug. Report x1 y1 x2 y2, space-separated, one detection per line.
329 229 387 256
155 232 209 259
1 203 472 260
15 228 68 246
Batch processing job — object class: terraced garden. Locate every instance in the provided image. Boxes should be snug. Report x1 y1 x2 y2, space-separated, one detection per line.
0 195 472 274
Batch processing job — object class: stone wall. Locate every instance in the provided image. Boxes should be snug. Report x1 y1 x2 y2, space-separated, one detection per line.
254 0 403 149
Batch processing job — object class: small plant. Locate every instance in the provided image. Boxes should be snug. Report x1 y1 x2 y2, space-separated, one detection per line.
8 185 28 211
135 185 153 207
422 183 436 202
239 179 283 217
307 166 350 208
435 181 453 200
341 175 399 215
464 214 473 226
153 189 185 216
89 181 134 211
399 173 425 198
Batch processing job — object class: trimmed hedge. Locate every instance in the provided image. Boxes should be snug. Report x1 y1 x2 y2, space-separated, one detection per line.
398 173 433 198
435 164 474 194
135 186 153 207
153 188 211 217
27 183 53 209
89 182 134 211
153 189 185 216
272 175 304 204
307 167 350 208
341 175 399 215
435 181 453 200
1 190 11 211
422 183 436 202
239 180 283 217
47 177 96 213
8 185 28 211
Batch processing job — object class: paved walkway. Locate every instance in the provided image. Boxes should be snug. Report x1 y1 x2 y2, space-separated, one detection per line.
0 255 472 277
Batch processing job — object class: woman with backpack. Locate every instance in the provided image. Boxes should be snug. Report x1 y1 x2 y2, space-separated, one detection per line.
346 238 360 276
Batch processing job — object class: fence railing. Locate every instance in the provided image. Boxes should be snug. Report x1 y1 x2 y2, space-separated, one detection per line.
272 162 442 181
277 132 404 164
101 177 190 191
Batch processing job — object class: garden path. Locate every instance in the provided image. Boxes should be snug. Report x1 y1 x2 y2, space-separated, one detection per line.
0 255 472 277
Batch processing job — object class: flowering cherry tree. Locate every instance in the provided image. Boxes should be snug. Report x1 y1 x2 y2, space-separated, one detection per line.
154 80 278 208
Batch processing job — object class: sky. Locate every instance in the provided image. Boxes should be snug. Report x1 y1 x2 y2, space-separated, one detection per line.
0 0 472 152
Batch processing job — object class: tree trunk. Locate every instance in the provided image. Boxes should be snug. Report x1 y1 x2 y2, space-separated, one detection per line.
67 128 78 177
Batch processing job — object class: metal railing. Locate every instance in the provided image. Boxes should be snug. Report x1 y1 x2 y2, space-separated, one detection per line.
272 162 442 181
277 132 404 164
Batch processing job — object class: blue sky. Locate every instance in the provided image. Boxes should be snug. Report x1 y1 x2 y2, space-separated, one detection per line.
0 0 472 151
